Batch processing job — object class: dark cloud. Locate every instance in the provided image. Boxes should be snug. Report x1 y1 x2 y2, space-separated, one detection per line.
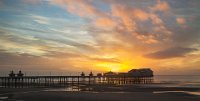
144 47 198 59
0 50 46 65
0 50 77 73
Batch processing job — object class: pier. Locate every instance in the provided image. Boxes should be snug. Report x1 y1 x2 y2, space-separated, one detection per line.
0 68 154 88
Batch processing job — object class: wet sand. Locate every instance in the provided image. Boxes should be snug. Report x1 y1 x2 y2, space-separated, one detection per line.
1 91 199 101
0 85 200 101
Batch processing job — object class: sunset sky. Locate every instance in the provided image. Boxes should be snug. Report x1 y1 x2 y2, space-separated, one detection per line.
0 0 200 75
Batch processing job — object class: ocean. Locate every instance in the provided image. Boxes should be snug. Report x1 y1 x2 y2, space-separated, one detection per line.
151 75 200 96
153 75 200 88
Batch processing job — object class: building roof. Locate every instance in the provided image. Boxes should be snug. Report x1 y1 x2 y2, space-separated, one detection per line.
128 68 153 77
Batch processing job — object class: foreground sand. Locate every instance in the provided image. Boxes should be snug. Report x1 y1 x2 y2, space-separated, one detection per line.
0 85 200 101
1 91 199 101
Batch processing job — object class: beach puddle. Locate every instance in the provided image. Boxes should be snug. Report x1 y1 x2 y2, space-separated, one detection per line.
44 86 81 92
0 96 8 100
153 91 200 96
90 91 132 94
186 91 200 96
154 91 185 94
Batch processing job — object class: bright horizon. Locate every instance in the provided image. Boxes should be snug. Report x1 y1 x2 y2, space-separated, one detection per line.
0 0 200 75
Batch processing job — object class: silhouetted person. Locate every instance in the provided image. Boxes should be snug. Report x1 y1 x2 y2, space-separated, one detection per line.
9 70 15 77
89 72 93 77
17 70 24 77
81 72 85 77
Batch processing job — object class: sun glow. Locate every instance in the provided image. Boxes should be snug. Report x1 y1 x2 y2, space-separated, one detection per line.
95 60 134 72
95 63 119 72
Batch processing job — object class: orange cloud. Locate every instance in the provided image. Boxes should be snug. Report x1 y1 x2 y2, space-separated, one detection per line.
149 13 172 37
133 9 149 21
136 34 158 44
176 17 186 25
111 4 136 31
51 0 172 44
95 17 116 28
52 0 104 18
149 13 163 25
151 0 170 12
111 4 172 44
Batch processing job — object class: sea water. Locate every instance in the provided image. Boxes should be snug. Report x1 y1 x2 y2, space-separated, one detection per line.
153 75 200 88
148 75 200 96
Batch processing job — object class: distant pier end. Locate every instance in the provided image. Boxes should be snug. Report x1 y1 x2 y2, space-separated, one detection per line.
103 68 153 84
104 68 153 77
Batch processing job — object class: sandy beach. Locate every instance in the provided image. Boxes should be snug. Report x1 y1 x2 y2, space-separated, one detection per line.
0 84 199 101
5 91 200 101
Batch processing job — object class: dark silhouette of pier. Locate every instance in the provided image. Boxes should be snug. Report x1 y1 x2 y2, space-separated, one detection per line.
0 68 153 88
